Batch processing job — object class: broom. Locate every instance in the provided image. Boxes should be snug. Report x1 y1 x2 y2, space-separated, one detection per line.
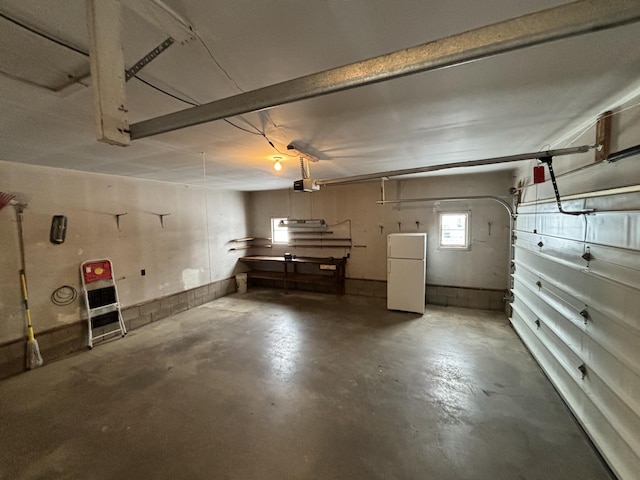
0 192 43 369
21 269 43 369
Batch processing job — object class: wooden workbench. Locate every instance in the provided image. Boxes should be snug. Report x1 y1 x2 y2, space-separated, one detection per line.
238 255 347 295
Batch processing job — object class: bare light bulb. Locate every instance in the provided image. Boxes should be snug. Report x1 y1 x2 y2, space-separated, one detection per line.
274 159 282 171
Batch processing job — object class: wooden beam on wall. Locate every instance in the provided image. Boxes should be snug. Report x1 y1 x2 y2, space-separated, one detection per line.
595 111 612 163
86 0 130 146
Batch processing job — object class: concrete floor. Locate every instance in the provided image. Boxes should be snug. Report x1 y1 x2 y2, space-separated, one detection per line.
0 289 612 480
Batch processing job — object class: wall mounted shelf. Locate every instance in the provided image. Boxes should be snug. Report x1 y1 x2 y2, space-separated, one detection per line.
229 237 272 251
286 220 352 249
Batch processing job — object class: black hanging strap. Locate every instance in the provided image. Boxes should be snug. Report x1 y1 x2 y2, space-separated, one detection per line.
538 156 594 216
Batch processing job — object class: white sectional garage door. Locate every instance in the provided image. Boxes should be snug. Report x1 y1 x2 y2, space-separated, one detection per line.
511 192 640 480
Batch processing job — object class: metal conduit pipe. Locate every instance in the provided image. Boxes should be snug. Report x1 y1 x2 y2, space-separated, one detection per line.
376 195 513 216
317 145 591 187
606 143 640 163
512 143 640 191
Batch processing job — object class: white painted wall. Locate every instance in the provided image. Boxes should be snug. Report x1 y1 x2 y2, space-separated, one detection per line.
0 161 248 344
511 100 640 480
247 171 513 290
514 105 640 202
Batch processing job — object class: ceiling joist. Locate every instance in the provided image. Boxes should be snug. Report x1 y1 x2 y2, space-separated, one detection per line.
86 0 130 146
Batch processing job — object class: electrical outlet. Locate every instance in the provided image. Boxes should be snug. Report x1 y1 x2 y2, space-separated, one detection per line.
141 269 146 276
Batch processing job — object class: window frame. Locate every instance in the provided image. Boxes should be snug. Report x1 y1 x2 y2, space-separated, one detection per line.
438 211 471 250
271 217 289 245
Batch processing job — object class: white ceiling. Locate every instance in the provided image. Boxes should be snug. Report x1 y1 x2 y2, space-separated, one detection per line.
1 0 640 191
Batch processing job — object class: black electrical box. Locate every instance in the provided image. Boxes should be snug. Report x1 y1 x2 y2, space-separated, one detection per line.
50 215 68 244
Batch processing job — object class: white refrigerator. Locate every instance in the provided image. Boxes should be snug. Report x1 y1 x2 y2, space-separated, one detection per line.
387 233 427 314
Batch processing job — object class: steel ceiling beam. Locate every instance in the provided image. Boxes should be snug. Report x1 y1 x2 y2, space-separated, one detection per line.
316 145 592 186
130 0 640 140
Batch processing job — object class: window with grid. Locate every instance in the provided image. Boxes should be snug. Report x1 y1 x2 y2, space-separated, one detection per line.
439 212 470 249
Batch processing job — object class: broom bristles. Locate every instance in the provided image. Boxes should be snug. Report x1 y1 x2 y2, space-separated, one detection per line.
0 191 16 209
27 339 43 369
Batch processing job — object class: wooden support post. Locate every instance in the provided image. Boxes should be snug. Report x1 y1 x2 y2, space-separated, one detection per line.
595 111 612 163
86 0 130 146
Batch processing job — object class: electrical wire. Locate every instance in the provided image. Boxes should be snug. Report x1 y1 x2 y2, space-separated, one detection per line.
270 142 299 158
133 75 198 106
4 4 287 153
146 0 279 130
202 151 213 281
147 0 243 93
1 5 271 139
565 100 640 146
328 219 351 227
0 12 89 57
51 285 77 306
192 27 279 130
194 31 245 94
328 219 352 240
133 75 262 135
131 74 295 155
224 119 265 136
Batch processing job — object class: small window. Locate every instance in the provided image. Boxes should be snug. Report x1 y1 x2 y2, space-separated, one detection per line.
439 212 470 249
271 217 289 245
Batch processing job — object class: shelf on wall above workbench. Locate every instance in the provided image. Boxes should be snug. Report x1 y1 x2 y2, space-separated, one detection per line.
228 237 272 251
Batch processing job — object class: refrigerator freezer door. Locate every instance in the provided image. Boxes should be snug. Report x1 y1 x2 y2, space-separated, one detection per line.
388 233 426 260
387 258 426 313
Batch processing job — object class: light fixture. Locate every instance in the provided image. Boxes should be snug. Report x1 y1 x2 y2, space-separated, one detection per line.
287 142 319 162
273 157 282 171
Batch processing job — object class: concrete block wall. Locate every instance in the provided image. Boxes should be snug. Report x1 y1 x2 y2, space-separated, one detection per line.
346 278 505 310
0 323 86 380
250 276 505 311
0 278 236 380
120 277 235 332
345 278 387 298
426 285 505 310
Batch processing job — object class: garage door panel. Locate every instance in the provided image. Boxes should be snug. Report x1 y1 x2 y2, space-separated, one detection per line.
512 193 640 480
